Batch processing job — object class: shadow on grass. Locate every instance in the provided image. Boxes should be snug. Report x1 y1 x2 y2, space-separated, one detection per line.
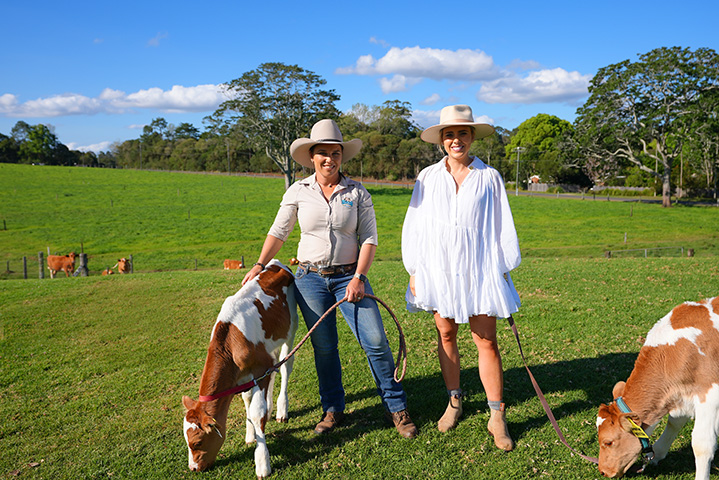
210 350 708 477
215 352 639 467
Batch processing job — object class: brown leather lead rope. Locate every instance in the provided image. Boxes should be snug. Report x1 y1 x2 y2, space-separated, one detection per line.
200 294 407 402
275 294 407 383
506 315 599 464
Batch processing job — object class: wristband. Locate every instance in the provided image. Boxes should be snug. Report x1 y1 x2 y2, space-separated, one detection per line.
253 262 265 270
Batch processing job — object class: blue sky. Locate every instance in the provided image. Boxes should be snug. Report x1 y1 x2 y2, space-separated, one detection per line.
1 0 716 153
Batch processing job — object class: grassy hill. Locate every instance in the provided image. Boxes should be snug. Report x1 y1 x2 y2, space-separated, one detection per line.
1 163 717 279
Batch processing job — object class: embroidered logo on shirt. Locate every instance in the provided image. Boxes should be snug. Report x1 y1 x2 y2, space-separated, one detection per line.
341 197 353 208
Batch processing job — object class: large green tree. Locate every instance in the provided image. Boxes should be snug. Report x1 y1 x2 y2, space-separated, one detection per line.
574 46 719 207
505 114 574 185
209 63 340 188
20 123 59 165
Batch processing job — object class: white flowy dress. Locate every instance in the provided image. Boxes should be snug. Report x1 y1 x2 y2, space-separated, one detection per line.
401 156 521 323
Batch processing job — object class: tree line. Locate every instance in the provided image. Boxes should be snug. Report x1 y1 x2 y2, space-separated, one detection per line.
2 47 717 205
0 121 115 167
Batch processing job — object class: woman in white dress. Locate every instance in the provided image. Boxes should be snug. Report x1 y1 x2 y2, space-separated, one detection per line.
402 105 520 450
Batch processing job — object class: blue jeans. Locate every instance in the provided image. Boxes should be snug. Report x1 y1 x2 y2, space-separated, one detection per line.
294 266 408 414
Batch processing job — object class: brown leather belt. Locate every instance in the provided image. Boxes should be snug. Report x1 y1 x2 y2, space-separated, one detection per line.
301 262 357 276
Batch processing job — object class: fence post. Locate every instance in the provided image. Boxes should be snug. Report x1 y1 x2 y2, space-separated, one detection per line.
78 253 89 277
23 256 27 279
38 252 44 279
129 254 134 273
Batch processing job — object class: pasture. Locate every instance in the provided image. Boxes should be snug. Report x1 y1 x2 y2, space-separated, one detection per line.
1 163 719 479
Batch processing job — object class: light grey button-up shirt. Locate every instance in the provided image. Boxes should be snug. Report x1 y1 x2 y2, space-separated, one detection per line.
268 173 378 266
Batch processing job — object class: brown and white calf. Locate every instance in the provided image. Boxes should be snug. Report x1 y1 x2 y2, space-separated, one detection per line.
47 252 76 278
223 259 244 270
597 297 719 480
182 260 298 478
117 257 131 274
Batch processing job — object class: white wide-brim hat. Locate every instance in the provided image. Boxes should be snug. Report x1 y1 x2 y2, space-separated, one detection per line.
420 104 495 144
290 119 363 168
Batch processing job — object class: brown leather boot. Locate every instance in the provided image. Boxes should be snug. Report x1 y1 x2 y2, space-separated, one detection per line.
437 395 463 432
388 409 418 438
487 404 514 451
314 411 344 434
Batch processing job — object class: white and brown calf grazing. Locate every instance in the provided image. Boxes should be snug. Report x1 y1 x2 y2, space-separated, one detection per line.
597 297 719 480
182 260 298 478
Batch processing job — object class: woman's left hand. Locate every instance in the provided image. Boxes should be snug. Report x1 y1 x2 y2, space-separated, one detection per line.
345 278 365 303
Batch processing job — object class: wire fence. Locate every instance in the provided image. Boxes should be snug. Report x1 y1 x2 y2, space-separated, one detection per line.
3 245 695 281
604 246 691 258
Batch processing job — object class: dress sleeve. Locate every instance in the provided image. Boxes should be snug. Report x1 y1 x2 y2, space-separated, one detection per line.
492 170 521 273
267 185 299 242
401 175 424 275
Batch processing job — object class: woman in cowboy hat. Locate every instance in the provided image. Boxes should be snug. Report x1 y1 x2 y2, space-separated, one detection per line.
401 105 520 450
243 118 417 439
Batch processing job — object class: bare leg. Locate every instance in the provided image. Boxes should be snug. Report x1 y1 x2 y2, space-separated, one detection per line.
469 315 503 403
469 314 513 451
434 313 463 431
434 313 460 390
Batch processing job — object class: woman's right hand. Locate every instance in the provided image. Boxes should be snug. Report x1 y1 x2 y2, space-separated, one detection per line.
409 275 416 296
242 264 263 286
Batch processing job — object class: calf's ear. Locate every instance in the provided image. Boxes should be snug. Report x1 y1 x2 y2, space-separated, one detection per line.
612 381 626 399
182 395 198 412
619 412 642 433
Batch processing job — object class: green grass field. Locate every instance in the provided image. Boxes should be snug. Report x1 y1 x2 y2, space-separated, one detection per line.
1 163 718 479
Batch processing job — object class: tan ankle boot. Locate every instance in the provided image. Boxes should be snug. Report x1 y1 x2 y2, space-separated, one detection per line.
487 404 514 451
437 395 463 432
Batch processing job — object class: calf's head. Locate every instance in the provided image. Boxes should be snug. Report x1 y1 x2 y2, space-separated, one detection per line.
596 381 643 478
117 258 130 273
182 396 225 472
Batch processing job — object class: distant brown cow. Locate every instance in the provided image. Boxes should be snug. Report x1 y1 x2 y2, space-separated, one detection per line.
47 252 77 278
101 269 114 276
117 258 131 274
223 259 244 270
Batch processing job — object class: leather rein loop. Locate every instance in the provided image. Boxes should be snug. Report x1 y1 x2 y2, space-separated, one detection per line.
199 293 407 402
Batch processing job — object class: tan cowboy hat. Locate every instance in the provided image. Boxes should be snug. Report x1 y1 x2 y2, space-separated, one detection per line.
420 104 495 144
290 119 363 168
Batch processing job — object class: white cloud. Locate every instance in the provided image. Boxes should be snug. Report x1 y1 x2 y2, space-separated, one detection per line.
148 31 169 47
0 93 18 110
477 68 591 105
67 141 113 153
369 36 389 48
379 75 421 94
337 46 500 81
420 93 441 106
339 45 591 107
0 84 225 118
